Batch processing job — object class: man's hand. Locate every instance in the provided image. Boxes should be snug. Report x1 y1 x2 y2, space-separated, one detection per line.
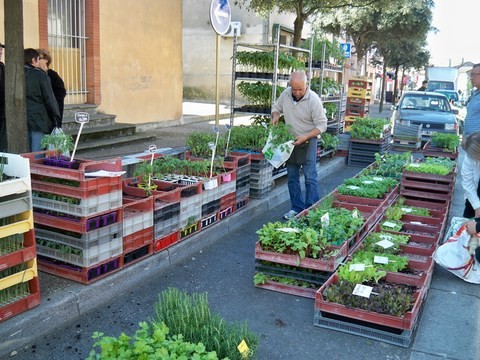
474 207 480 218
465 220 478 235
293 136 308 146
271 112 279 126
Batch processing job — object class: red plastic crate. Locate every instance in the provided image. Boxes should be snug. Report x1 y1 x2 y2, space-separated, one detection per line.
230 150 264 161
346 97 369 106
315 273 425 330
220 192 236 211
255 241 348 273
255 280 318 299
22 152 122 181
346 108 369 118
154 231 180 253
123 226 154 253
422 140 458 160
0 229 37 270
185 151 251 169
0 276 41 323
31 174 122 199
37 255 122 284
33 207 123 234
348 79 371 89
334 183 399 207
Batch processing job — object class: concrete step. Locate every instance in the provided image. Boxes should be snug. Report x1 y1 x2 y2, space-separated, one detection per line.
74 131 157 152
62 113 117 132
65 123 137 143
63 103 98 118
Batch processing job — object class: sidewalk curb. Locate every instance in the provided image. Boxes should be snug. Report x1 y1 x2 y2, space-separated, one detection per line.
0 156 345 358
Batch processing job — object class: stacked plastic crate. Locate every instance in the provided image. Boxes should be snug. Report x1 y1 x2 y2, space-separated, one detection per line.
22 152 124 284
345 78 372 132
228 154 251 212
121 194 154 267
0 154 40 323
248 154 273 199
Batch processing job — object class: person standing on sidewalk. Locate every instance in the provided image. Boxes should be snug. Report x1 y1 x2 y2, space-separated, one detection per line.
24 48 60 152
271 70 328 220
37 49 66 127
463 64 480 139
417 80 428 91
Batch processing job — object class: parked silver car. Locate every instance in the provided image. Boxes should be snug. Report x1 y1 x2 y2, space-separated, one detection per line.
391 91 459 142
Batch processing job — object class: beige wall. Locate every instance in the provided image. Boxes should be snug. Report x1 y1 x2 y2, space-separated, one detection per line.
99 0 183 125
0 0 40 50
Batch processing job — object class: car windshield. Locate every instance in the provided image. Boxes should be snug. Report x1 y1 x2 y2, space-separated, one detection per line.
434 90 459 102
400 95 450 112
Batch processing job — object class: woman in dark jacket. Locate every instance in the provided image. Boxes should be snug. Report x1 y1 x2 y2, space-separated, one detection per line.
37 49 67 127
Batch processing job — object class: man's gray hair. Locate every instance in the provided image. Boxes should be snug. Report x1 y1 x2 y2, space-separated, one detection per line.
290 71 307 84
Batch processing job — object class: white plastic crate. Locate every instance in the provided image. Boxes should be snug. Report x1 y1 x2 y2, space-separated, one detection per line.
0 191 32 219
0 153 31 199
179 193 202 228
32 190 122 217
123 208 154 237
35 223 123 267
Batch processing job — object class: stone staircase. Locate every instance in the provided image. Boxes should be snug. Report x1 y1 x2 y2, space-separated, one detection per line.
62 104 156 154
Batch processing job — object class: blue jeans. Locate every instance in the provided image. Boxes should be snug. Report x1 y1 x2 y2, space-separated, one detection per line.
286 137 319 212
29 131 46 152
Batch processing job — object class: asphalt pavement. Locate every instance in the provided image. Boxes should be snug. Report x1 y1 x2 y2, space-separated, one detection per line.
2 102 479 360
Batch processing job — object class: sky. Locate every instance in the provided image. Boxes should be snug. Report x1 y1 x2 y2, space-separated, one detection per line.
427 0 477 67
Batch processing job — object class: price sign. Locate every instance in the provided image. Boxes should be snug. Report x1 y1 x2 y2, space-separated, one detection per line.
352 284 373 298
75 111 90 123
382 221 397 228
349 263 366 271
374 256 389 264
375 239 395 249
321 213 330 227
401 207 413 213
277 227 300 233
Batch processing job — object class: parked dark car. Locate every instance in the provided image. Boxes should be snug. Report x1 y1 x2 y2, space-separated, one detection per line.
391 91 459 142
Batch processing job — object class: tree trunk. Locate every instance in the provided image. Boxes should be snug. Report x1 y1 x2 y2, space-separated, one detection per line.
4 0 29 154
292 16 304 49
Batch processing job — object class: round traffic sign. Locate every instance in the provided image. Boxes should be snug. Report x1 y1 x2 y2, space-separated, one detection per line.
210 0 231 35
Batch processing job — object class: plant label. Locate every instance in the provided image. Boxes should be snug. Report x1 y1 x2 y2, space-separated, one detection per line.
409 163 421 167
277 227 300 233
74 111 90 123
379 234 393 241
237 340 250 357
352 284 373 298
374 255 389 264
212 125 219 133
410 221 423 225
352 210 359 218
321 213 330 227
372 176 384 181
225 124 232 130
375 239 395 249
382 221 397 228
208 142 216 150
346 185 360 190
401 207 413 213
362 180 374 184
148 145 157 153
349 263 365 271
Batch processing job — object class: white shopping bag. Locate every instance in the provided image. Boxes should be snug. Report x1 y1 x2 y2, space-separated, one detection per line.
433 217 480 284
48 127 70 157
262 130 295 169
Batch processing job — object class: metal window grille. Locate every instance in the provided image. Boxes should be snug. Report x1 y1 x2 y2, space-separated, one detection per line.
47 0 87 104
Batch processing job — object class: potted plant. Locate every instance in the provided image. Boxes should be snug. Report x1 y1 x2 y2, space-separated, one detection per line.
40 131 76 168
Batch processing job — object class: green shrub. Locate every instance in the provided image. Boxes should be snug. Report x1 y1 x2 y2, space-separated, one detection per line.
154 288 259 360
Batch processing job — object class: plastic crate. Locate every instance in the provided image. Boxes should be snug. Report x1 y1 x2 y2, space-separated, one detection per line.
154 201 181 239
122 243 153 268
346 97 369 106
36 224 123 268
153 231 179 253
235 195 250 212
123 196 154 236
37 255 122 284
122 226 154 253
179 221 200 239
0 276 40 324
250 184 273 199
200 212 218 229
0 153 31 199
314 273 425 331
0 191 32 220
235 163 251 180
31 173 122 200
348 79 371 89
0 211 34 239
33 207 122 234
32 189 122 217
0 228 36 270
22 152 122 181
347 87 371 99
0 258 38 292
179 193 202 229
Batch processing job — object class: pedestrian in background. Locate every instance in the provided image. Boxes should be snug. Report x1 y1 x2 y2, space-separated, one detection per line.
0 42 6 152
24 48 60 152
37 48 66 127
417 80 428 91
463 64 480 139
271 71 328 220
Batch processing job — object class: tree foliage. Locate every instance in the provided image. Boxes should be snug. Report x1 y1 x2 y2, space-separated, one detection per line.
234 0 379 48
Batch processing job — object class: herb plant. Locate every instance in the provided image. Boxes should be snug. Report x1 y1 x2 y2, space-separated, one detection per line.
431 132 460 152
